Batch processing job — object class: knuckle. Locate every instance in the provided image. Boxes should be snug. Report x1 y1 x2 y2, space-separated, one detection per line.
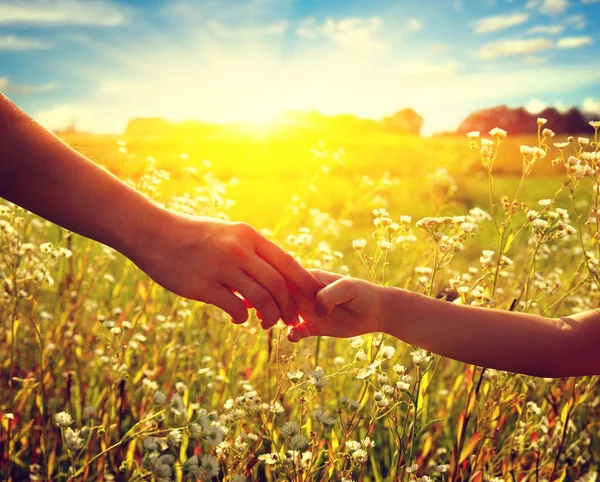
233 222 256 239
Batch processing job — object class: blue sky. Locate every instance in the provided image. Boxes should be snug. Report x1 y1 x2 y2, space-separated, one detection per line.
0 0 599 134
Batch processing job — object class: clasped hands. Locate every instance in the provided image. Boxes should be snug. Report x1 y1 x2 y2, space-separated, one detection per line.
130 214 382 342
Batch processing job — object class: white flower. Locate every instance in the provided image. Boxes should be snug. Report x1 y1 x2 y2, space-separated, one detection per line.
290 434 309 450
578 137 590 146
406 463 419 473
64 427 84 451
200 454 220 478
281 421 299 437
351 448 369 464
167 430 182 447
537 117 547 126
538 199 552 207
542 128 555 138
489 127 507 139
352 238 367 250
287 370 304 383
378 240 392 251
466 131 480 139
55 412 73 428
153 391 167 406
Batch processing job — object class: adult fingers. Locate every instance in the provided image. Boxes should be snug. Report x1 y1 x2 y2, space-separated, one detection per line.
210 284 249 324
256 239 324 297
244 256 298 326
308 269 346 286
315 278 358 317
228 272 281 329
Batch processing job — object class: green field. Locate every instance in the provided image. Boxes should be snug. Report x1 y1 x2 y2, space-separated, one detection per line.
2 123 600 482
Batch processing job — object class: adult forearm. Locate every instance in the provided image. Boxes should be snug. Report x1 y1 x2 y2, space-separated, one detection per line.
380 286 600 377
0 93 165 256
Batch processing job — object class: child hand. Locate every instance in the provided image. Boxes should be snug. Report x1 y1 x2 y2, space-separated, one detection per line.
287 269 385 342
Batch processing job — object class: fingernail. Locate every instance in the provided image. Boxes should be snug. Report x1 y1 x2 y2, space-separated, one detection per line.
289 329 301 342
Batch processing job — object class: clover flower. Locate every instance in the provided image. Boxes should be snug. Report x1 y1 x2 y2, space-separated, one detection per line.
64 427 84 451
55 412 73 428
291 434 309 450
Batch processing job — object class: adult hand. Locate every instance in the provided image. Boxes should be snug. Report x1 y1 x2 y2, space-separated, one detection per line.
129 212 323 329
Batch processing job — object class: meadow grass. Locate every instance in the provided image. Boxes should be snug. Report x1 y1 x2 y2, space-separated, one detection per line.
1 121 600 482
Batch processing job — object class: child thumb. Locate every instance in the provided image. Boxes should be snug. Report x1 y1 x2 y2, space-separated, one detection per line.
315 278 356 318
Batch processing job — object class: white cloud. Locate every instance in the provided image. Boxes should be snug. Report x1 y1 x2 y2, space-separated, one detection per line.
474 13 529 33
565 13 586 29
0 76 57 94
525 99 547 113
297 17 388 55
557 35 593 48
0 35 52 50
527 24 564 34
477 38 553 59
478 34 592 59
539 0 569 14
207 20 287 38
408 18 423 31
0 0 127 26
583 98 600 113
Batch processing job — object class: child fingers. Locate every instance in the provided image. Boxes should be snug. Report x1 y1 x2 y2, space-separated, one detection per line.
315 278 358 318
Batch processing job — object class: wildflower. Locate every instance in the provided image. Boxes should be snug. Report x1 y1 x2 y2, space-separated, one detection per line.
469 207 491 222
281 421 299 437
40 242 53 253
355 349 367 362
143 437 159 452
393 364 406 375
437 464 449 473
348 399 361 412
269 402 284 414
537 117 547 126
167 430 182 447
406 463 419 473
153 391 167 406
590 120 600 129
64 427 84 451
290 434 309 450
554 141 569 149
351 448 369 464
542 128 555 138
378 240 392 251
258 453 279 465
411 348 431 367
466 131 480 139
527 210 540 221
489 127 507 139
287 370 304 383
352 238 367 250
199 454 220 479
538 199 552 207
578 137 590 146
400 215 412 224
55 412 73 427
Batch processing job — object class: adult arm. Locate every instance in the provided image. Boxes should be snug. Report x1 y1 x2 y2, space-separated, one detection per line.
0 92 321 327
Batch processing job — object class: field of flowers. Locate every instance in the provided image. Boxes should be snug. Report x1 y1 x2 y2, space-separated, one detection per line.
1 119 600 482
